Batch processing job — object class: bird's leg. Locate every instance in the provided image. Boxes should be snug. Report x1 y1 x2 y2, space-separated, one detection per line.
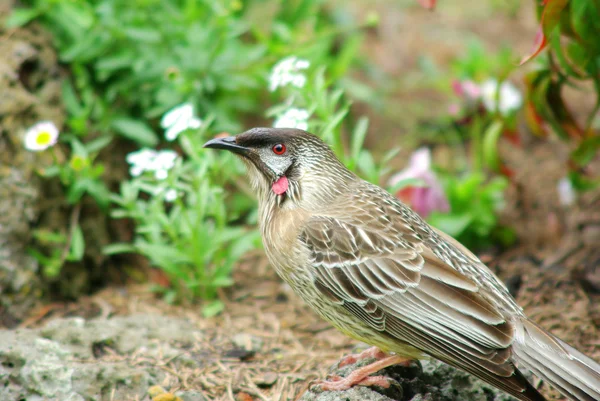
338 346 388 368
313 354 411 392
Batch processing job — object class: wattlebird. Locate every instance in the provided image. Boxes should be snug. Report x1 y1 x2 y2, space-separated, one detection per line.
204 127 600 401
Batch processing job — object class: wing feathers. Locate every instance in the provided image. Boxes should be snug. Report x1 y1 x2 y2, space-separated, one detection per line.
416 277 505 325
420 247 478 291
299 212 544 400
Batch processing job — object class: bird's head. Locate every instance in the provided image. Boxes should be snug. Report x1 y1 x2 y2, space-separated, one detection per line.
203 127 354 209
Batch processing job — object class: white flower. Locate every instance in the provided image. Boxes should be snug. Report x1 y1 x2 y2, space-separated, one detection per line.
557 177 576 206
273 108 310 130
480 79 523 116
153 187 178 202
152 150 178 180
24 121 59 151
164 188 178 202
126 148 178 179
160 103 202 141
126 148 157 177
269 56 310 92
153 150 178 169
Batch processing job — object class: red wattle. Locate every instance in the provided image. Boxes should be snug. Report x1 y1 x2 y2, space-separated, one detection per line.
272 176 289 195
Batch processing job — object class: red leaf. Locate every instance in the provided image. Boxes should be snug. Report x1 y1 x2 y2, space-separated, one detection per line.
540 0 569 36
417 0 436 10
520 28 548 65
503 129 522 147
500 164 515 179
525 100 548 137
520 0 569 65
396 187 415 205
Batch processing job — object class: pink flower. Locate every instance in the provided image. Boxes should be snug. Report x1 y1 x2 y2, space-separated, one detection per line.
447 103 461 116
452 79 481 100
388 148 450 218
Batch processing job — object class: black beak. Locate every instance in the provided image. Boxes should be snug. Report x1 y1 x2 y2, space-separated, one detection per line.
203 136 250 156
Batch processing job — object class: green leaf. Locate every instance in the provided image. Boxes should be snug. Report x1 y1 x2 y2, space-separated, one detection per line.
357 151 377 182
482 120 504 172
211 276 234 287
103 243 137 255
351 117 369 162
5 9 41 28
202 300 224 318
39 165 61 178
61 80 84 117
123 27 162 43
66 224 85 261
541 0 569 38
84 180 111 209
111 118 158 147
85 135 113 154
571 136 600 167
428 213 473 238
320 108 348 144
135 242 193 266
66 179 89 204
33 229 67 245
69 137 89 157
569 170 600 191
550 33 585 79
571 0 600 53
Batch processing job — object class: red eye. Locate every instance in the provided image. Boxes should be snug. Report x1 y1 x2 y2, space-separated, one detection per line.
272 143 286 155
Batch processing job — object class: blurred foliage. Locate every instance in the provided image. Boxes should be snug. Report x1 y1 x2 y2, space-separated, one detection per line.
7 0 385 312
7 0 366 137
412 40 522 250
428 172 512 249
521 0 600 190
106 122 261 314
420 0 600 250
15 0 600 308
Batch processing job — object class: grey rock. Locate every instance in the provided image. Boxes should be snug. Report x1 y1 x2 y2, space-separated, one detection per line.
231 332 263 352
20 338 74 396
255 371 279 388
298 355 518 401
301 386 395 401
0 313 208 401
175 389 208 401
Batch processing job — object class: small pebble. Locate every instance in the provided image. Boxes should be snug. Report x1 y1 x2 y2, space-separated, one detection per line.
231 333 263 352
153 394 183 401
148 385 167 398
256 372 278 388
175 390 207 401
148 386 183 401
236 391 254 401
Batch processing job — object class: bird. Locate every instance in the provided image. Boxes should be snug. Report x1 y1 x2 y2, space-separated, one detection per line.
204 127 600 401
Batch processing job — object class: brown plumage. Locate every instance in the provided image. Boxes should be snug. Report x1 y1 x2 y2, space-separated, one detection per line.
204 127 600 401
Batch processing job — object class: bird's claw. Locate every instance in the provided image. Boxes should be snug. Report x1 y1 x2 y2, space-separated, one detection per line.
310 374 397 392
338 346 388 368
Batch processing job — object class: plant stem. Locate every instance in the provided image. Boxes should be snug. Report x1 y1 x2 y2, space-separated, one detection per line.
59 203 82 266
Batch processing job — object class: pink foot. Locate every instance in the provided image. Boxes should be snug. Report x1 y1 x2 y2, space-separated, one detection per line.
338 346 388 368
311 354 411 392
316 374 395 391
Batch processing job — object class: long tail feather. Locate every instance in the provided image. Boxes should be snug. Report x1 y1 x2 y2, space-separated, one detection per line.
512 319 600 401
